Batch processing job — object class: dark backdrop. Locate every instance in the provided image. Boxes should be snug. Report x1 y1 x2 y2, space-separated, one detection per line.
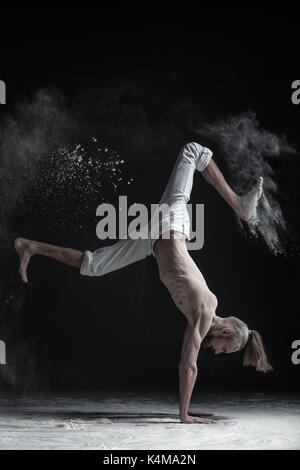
0 7 299 393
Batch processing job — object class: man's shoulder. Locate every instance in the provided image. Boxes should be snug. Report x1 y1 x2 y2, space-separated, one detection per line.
190 295 216 338
190 285 218 315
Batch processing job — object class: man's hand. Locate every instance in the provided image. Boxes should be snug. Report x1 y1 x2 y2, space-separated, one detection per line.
180 414 216 424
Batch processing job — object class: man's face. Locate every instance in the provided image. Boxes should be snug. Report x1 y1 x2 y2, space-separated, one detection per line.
202 335 237 354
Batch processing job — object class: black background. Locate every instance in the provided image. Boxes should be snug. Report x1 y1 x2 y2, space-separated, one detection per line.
0 6 299 393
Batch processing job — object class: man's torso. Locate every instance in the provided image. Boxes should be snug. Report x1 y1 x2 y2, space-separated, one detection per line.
153 232 217 327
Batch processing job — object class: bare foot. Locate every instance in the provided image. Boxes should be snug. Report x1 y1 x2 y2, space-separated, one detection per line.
14 237 36 283
235 177 264 222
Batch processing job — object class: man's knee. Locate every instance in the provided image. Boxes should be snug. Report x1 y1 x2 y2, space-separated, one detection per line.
181 142 202 162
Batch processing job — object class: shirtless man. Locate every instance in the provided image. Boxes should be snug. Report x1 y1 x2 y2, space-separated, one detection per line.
14 142 272 424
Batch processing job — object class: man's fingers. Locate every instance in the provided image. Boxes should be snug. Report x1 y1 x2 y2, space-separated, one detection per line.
181 416 217 424
196 418 216 424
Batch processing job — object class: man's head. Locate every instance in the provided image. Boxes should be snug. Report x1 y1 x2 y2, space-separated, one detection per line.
202 316 273 373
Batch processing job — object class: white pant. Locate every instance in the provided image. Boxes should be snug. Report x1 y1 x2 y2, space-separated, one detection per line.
80 142 213 277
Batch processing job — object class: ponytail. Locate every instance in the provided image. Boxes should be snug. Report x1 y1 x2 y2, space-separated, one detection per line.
243 330 273 373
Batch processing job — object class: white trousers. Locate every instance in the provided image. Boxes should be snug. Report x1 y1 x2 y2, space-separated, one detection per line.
80 142 213 277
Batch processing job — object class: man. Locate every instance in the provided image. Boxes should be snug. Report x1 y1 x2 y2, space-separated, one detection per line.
15 142 272 424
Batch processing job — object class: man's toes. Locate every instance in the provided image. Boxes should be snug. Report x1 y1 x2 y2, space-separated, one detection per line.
19 267 26 283
19 258 29 283
22 271 28 283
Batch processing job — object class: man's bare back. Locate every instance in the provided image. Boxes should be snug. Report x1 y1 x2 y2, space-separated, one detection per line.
154 231 218 332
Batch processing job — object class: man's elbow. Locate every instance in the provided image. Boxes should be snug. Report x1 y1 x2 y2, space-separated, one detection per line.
178 360 198 374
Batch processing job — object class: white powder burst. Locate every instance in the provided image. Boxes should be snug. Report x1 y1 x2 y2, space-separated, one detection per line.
17 138 134 232
197 111 297 255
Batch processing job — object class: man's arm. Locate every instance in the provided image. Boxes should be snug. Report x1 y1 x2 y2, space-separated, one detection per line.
178 318 216 424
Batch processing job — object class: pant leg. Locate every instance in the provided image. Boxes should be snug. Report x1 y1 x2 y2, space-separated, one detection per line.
80 237 150 277
149 142 213 254
158 142 213 206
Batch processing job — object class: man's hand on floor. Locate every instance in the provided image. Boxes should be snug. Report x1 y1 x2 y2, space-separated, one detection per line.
180 413 216 424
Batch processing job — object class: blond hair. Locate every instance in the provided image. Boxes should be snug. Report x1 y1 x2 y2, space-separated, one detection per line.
225 316 273 373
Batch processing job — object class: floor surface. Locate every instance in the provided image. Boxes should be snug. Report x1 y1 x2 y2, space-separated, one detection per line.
0 391 299 450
